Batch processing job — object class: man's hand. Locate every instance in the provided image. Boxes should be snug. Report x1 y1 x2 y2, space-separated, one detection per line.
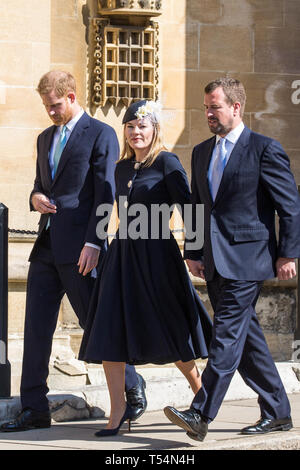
31 192 57 214
186 259 205 280
78 246 100 276
276 257 297 280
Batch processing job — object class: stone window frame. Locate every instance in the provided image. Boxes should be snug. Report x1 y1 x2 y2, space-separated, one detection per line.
92 18 159 108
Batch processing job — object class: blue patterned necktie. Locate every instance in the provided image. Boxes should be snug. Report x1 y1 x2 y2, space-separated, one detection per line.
211 137 227 200
52 125 67 178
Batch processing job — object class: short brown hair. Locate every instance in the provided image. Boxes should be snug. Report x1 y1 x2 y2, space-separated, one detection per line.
205 78 246 117
37 70 76 97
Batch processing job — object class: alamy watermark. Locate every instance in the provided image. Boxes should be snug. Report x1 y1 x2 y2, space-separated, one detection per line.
291 80 300 105
96 197 204 250
292 340 300 362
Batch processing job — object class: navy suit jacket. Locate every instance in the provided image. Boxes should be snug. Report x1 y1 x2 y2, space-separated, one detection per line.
184 126 300 281
29 112 119 264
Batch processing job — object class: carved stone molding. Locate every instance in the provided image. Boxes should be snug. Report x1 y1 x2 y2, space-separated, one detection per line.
98 1 162 16
91 1 162 108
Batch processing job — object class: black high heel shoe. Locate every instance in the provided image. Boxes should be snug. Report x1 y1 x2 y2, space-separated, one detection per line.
95 403 134 437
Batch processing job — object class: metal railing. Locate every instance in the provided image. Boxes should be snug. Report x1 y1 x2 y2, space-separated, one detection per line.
0 204 11 398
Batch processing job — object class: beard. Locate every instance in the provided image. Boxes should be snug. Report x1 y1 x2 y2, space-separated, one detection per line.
207 117 233 136
51 116 63 125
50 102 73 126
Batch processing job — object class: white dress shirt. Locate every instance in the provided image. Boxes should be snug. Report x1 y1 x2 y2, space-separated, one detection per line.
207 121 245 195
49 109 100 255
49 109 85 174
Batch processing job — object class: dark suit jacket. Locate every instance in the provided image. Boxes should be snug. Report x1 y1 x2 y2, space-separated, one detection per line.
184 125 300 281
29 112 119 264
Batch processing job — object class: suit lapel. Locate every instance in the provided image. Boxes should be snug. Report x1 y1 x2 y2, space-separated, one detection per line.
52 112 90 185
213 126 251 205
42 126 56 189
201 136 216 205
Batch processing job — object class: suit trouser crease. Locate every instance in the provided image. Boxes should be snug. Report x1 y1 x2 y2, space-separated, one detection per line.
21 237 138 411
191 275 290 422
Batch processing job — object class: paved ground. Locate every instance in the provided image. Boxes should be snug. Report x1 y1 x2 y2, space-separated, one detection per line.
0 393 299 452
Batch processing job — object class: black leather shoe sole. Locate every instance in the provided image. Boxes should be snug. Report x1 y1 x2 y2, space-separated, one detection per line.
241 422 293 435
164 407 206 442
186 431 206 442
0 421 51 433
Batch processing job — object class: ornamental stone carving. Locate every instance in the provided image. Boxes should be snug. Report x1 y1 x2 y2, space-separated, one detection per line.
98 1 162 16
91 1 162 108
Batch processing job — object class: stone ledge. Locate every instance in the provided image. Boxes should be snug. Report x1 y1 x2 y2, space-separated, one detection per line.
0 362 299 425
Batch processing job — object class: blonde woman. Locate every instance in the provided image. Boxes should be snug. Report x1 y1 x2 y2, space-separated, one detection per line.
79 100 212 437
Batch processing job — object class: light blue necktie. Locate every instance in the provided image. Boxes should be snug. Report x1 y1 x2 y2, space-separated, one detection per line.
46 125 67 229
52 125 67 178
210 137 227 200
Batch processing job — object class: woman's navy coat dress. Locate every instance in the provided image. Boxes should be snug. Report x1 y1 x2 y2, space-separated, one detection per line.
79 151 212 365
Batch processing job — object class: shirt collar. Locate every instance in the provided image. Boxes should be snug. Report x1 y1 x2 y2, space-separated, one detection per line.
63 108 84 133
216 121 245 145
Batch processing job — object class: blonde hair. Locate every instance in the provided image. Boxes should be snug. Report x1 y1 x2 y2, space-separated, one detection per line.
37 70 76 97
118 118 167 167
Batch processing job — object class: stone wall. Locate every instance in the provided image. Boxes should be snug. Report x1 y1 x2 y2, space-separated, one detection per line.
174 0 300 181
2 0 300 230
0 0 300 394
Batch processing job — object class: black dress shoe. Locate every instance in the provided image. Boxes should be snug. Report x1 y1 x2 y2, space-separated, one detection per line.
0 408 51 432
241 417 293 435
164 406 208 442
126 373 147 421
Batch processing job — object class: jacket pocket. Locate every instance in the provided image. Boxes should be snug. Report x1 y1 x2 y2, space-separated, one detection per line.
232 228 269 242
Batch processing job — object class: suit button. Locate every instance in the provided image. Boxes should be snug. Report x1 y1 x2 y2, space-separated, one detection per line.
127 180 132 188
